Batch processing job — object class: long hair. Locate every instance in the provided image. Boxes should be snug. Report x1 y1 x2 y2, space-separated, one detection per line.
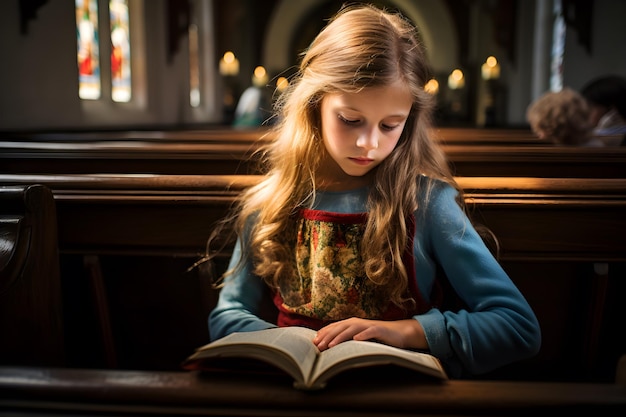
204 4 459 308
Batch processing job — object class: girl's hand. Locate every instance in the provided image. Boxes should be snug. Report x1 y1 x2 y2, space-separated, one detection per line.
313 317 429 351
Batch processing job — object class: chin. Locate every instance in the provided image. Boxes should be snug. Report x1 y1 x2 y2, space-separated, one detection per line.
341 168 369 177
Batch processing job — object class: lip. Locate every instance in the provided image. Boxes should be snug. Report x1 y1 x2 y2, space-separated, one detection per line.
349 157 374 166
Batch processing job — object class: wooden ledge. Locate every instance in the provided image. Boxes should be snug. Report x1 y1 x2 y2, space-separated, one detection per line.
1 174 626 195
0 366 625 416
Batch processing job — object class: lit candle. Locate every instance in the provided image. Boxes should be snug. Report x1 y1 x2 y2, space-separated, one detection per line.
276 76 289 93
448 69 465 89
481 56 500 80
252 66 268 87
219 51 239 76
424 78 439 95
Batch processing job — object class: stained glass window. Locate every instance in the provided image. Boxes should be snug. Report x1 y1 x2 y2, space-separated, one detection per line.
110 0 131 102
76 0 101 99
76 0 133 102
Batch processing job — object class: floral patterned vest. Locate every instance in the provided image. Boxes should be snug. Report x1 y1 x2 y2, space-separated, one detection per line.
272 208 431 329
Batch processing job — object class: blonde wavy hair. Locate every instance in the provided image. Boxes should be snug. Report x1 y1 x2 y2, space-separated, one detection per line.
203 4 459 308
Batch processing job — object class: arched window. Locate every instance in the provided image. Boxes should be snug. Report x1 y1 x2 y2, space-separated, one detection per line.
75 0 132 102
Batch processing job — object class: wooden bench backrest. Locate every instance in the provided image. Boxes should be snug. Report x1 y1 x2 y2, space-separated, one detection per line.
2 129 624 178
0 184 64 366
1 174 624 381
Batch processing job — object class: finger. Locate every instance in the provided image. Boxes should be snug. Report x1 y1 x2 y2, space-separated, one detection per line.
316 321 358 349
314 324 345 350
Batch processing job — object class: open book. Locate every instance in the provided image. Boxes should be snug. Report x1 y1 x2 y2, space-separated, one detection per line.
182 326 448 390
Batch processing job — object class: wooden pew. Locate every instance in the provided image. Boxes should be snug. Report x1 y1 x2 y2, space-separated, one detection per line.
0 137 265 175
434 127 541 145
0 184 64 367
445 145 626 178
1 366 625 416
1 130 625 178
2 126 541 145
10 126 614 146
0 174 621 259
0 174 624 383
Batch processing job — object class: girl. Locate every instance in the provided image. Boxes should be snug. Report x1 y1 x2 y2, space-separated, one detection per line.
205 4 541 378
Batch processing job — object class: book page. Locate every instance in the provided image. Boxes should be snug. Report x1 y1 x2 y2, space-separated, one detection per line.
190 327 319 384
310 339 447 387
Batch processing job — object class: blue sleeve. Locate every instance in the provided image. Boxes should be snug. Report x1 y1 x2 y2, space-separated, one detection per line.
208 237 278 341
414 181 541 377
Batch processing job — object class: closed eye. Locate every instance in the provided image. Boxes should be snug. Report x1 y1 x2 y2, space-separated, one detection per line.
338 114 360 125
381 124 400 131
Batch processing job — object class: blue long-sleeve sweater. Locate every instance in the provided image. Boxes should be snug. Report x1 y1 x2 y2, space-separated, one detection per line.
209 176 541 378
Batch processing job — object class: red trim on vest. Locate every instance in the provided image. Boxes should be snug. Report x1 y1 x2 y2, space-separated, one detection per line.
299 208 367 224
274 210 431 329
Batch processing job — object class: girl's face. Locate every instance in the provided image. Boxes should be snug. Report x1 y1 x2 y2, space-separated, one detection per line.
319 79 413 190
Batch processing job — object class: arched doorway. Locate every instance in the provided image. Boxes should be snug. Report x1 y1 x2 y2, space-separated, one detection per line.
262 0 458 78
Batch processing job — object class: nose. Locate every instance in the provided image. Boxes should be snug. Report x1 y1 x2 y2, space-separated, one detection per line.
356 129 379 150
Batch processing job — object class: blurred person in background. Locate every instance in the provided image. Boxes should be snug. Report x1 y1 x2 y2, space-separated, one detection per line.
581 75 626 145
526 87 603 147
